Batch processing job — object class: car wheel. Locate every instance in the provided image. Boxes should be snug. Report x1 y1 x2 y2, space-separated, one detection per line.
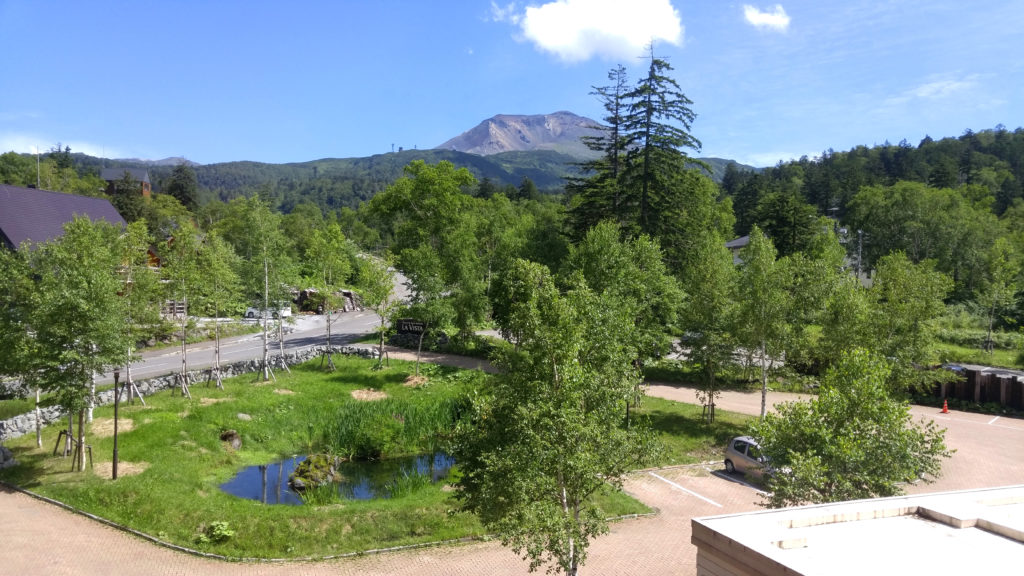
246 311 254 318
724 459 735 474
272 312 279 319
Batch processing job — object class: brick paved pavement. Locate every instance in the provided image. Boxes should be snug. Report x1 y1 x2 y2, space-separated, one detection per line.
3 352 1022 575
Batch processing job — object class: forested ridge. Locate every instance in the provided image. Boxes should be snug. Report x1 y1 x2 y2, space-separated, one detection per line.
2 143 745 214
720 126 1024 302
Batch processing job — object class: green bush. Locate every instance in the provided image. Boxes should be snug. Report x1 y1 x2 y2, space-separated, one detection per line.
197 521 235 544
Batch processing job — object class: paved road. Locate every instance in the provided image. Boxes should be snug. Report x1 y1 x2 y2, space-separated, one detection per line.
102 312 379 383
4 359 1022 575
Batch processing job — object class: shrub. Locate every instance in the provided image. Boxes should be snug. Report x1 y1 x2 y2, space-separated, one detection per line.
197 521 235 544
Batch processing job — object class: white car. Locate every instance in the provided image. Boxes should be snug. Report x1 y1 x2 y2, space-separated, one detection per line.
244 305 292 319
724 436 770 478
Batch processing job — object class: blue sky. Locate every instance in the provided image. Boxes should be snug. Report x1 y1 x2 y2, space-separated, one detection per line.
1 1 1021 167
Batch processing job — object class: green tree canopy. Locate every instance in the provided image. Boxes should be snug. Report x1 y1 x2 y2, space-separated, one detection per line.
735 226 788 417
559 220 682 371
750 348 951 507
455 258 657 576
164 162 199 211
29 217 129 412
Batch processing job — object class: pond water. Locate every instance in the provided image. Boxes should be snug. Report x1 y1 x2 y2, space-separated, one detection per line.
219 452 455 505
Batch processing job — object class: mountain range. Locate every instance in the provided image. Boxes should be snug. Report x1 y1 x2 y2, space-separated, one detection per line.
72 112 756 210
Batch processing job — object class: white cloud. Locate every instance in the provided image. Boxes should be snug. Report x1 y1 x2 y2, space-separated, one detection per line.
489 2 521 24
885 75 980 106
515 0 683 62
743 4 790 32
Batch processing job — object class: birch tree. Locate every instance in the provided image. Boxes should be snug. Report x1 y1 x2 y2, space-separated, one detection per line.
304 223 354 370
160 221 204 396
455 259 657 576
736 226 788 418
356 255 398 369
195 232 242 387
31 217 127 471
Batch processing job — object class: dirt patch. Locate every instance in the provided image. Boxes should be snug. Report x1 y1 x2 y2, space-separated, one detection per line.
90 418 133 438
273 389 295 395
403 375 428 387
351 389 388 401
200 397 232 406
93 460 150 479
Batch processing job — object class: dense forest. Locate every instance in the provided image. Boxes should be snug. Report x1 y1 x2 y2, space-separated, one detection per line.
721 126 1024 301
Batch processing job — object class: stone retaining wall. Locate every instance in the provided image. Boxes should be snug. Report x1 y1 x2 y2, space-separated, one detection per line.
0 346 379 442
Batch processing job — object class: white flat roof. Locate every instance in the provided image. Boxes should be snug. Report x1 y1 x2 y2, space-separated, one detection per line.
693 485 1024 576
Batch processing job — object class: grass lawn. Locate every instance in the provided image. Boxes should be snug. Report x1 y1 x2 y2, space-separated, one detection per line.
931 341 1021 369
2 354 726 559
638 396 752 467
0 395 35 420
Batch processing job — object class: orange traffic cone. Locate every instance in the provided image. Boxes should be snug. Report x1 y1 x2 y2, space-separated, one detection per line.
941 399 949 414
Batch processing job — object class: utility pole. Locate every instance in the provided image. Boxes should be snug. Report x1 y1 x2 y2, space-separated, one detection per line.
856 229 863 279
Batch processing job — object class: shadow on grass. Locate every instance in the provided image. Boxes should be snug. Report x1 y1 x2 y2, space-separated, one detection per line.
637 398 751 466
645 410 746 443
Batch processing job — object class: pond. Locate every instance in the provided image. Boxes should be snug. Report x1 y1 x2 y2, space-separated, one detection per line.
220 452 455 505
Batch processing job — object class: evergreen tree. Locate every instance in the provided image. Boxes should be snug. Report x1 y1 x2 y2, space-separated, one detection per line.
110 171 145 222
164 162 199 211
566 65 630 238
620 45 704 237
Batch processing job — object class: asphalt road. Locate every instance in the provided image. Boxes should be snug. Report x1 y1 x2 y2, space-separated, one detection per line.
106 312 380 384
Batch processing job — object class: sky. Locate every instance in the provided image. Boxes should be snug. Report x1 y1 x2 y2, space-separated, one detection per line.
1 0 1021 167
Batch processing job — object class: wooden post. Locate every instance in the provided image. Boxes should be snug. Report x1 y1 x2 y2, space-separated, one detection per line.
35 387 41 448
113 370 120 479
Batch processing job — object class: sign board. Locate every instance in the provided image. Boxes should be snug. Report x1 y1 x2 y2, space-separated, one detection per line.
396 318 426 334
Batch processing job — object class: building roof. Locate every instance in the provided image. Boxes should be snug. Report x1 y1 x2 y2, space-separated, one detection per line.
0 184 126 250
692 485 1024 576
100 167 150 184
725 235 750 250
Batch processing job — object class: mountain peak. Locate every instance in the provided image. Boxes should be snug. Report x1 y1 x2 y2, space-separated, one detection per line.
435 111 602 158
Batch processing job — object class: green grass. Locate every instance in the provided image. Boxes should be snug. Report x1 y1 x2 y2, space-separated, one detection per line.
0 395 34 420
931 341 1021 369
0 354 671 559
637 396 752 467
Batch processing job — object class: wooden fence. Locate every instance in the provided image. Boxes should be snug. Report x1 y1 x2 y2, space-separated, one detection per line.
936 367 1024 410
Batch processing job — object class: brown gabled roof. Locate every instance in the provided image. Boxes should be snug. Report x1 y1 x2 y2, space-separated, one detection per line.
0 184 126 250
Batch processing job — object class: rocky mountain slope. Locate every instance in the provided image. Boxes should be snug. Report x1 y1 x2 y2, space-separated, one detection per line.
435 111 602 158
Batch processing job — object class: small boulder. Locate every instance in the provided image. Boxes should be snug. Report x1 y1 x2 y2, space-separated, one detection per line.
288 453 345 492
237 413 252 421
0 445 18 469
